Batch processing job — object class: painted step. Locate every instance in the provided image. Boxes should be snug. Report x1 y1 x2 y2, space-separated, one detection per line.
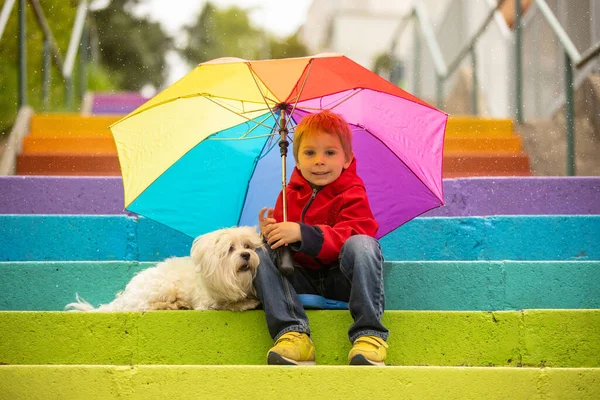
16 154 121 175
1 310 598 367
21 137 117 154
2 176 597 216
15 153 531 176
443 171 533 178
444 136 522 153
1 261 598 311
19 136 524 155
446 117 514 136
443 153 531 175
29 114 120 137
1 215 598 262
27 115 511 136
92 92 148 114
1 365 598 400
25 115 514 138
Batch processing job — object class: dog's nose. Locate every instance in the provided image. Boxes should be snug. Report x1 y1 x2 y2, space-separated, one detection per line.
240 252 250 261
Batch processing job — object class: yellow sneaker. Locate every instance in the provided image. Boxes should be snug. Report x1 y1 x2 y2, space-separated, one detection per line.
267 332 316 365
348 335 388 366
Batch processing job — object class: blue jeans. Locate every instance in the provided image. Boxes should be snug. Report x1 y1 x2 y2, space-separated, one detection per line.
254 235 389 343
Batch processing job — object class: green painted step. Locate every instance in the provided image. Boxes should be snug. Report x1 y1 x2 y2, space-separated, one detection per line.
2 261 599 311
1 310 598 367
1 365 598 400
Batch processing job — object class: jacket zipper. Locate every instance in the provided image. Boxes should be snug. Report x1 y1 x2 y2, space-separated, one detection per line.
301 188 319 223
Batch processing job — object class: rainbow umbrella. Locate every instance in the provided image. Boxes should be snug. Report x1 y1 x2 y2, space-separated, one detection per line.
110 54 447 240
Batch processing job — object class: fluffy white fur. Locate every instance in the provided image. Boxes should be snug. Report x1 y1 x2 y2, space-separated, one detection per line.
65 226 263 312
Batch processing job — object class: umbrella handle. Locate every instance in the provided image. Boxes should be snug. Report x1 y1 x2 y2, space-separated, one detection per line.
277 246 295 276
276 105 295 276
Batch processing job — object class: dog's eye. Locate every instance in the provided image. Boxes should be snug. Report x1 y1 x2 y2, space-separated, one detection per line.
229 245 234 253
244 244 251 249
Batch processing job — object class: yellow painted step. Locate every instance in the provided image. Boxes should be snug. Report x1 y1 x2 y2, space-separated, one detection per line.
444 136 522 153
29 114 122 138
446 117 514 136
1 365 598 400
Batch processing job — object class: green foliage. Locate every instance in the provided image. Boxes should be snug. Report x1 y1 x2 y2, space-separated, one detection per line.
0 0 172 135
92 0 172 90
269 33 309 60
182 2 309 65
0 0 118 135
0 0 74 134
372 52 404 87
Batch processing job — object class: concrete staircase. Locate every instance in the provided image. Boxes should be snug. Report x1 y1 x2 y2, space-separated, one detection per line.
0 93 597 399
13 93 531 178
444 117 531 178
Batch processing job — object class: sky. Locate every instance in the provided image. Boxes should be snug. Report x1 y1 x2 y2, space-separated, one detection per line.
135 0 313 41
130 0 313 88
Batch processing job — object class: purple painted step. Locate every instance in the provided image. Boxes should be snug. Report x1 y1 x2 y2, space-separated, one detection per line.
92 92 148 114
1 176 598 216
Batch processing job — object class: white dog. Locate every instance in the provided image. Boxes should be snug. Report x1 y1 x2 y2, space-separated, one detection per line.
65 226 263 312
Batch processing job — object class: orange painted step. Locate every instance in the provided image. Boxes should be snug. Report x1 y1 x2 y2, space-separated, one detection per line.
21 135 523 155
443 171 533 178
16 154 121 175
29 114 122 138
443 153 531 174
444 136 522 153
21 137 117 155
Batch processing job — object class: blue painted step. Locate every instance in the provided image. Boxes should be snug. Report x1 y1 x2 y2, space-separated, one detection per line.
1 215 598 261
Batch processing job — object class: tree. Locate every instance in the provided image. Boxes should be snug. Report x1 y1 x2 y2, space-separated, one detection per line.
0 0 88 133
182 2 309 66
269 33 309 60
92 0 172 90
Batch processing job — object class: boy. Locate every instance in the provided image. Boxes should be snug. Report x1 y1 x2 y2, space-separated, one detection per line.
256 110 389 366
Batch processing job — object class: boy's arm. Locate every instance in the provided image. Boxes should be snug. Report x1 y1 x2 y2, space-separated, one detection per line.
292 186 378 265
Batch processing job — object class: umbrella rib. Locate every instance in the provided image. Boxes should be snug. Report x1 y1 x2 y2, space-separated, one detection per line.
285 59 314 131
285 88 363 116
240 113 277 139
320 88 364 111
204 96 275 130
208 113 276 141
109 92 273 127
209 133 275 141
246 64 280 123
203 95 268 115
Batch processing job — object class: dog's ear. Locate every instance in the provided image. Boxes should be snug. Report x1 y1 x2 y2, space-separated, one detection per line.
241 226 264 249
191 233 217 276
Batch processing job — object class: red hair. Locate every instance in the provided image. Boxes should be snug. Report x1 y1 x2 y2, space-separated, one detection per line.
293 110 353 162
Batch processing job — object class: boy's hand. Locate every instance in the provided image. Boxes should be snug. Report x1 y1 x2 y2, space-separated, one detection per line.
258 207 276 238
264 222 301 249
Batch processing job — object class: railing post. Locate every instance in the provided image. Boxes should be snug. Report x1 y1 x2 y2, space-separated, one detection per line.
42 38 50 110
18 0 27 107
78 22 88 103
66 77 74 110
564 52 575 176
413 18 421 98
514 0 523 124
436 75 443 110
470 47 479 115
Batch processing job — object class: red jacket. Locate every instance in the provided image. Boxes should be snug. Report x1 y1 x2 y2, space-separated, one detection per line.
273 159 379 270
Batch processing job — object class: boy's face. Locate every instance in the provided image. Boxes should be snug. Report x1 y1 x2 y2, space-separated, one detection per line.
296 130 352 187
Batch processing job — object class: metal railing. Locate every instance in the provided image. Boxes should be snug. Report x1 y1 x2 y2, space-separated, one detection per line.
389 0 508 115
390 0 600 176
0 0 92 110
518 0 600 175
